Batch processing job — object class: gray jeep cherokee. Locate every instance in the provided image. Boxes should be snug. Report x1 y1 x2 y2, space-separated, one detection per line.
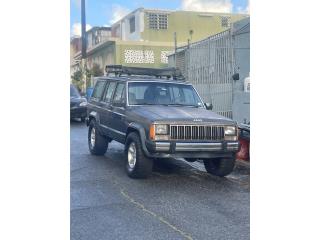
86 66 240 178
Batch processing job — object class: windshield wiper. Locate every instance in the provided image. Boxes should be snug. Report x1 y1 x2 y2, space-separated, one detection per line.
167 103 200 108
133 103 157 105
133 103 200 107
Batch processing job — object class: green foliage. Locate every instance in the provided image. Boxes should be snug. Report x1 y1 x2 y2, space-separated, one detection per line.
90 63 103 77
71 70 82 82
70 63 103 89
86 63 103 88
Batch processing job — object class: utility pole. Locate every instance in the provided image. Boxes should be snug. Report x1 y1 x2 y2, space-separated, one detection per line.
174 32 177 68
81 0 87 92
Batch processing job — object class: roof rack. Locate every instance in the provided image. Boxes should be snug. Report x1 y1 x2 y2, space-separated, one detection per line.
105 65 184 80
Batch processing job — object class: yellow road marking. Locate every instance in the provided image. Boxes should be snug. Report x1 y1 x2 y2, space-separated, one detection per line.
120 189 193 240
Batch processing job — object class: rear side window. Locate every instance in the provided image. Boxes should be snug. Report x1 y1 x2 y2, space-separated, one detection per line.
91 81 106 100
103 82 117 103
113 83 125 105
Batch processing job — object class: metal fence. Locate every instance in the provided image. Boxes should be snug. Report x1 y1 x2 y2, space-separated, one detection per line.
185 29 234 119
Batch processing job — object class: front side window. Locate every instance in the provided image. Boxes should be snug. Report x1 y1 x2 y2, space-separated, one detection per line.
91 81 106 100
103 81 117 103
128 82 203 107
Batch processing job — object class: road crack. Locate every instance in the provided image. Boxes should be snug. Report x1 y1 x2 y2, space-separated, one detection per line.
120 189 193 240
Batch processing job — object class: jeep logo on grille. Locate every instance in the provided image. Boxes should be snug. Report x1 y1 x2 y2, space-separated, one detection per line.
193 119 203 122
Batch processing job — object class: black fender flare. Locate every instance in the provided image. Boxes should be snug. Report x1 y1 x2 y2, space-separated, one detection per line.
87 111 100 124
126 122 151 157
87 111 103 133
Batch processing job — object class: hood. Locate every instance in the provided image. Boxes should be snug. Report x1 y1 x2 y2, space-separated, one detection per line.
132 106 235 124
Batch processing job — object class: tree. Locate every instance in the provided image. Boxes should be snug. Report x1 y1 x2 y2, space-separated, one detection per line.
71 69 84 90
85 63 103 88
71 63 103 90
90 63 103 77
71 70 82 82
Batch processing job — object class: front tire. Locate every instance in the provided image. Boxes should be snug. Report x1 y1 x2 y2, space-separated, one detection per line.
125 132 153 178
88 120 108 155
203 158 235 177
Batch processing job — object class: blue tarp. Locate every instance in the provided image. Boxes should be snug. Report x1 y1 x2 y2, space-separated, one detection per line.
86 87 94 100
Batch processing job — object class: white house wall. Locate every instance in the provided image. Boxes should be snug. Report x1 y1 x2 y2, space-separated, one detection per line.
120 10 143 41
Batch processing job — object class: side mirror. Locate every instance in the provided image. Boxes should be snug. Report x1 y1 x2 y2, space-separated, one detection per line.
204 103 213 110
232 73 240 81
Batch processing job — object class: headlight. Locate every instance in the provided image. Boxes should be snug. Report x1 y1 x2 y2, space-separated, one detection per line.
224 126 236 136
155 124 168 135
79 101 87 107
149 124 169 140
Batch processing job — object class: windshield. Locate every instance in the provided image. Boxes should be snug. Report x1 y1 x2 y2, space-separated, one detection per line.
128 82 203 107
70 85 80 98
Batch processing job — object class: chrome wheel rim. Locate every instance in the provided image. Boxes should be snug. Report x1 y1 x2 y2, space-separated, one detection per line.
90 127 96 147
128 142 137 168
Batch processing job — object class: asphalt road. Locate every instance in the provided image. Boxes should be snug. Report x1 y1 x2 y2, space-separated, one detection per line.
71 120 250 240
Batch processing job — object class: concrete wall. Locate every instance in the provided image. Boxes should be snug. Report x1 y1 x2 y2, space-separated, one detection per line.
87 43 116 71
116 41 174 68
86 40 175 70
119 10 144 41
87 28 112 50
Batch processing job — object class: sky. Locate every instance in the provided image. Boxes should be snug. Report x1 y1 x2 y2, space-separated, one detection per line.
70 0 249 36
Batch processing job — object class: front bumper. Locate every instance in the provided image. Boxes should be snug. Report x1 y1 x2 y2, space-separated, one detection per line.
70 106 87 118
145 140 240 158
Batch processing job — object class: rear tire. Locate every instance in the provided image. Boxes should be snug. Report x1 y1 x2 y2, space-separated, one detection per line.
125 132 153 178
203 158 235 177
88 120 108 155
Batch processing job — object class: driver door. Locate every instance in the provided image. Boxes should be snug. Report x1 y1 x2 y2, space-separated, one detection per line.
109 82 127 143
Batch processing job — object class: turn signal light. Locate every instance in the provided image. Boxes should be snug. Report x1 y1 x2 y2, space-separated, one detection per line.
149 125 155 140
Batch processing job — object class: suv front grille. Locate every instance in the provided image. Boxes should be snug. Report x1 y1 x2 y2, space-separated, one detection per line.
170 125 225 141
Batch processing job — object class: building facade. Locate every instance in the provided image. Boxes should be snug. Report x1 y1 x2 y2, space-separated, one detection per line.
70 37 82 76
111 8 248 44
86 27 111 50
71 8 248 84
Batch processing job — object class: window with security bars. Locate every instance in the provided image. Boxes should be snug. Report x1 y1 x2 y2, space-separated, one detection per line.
148 13 158 29
158 14 168 29
220 16 230 28
148 13 168 30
